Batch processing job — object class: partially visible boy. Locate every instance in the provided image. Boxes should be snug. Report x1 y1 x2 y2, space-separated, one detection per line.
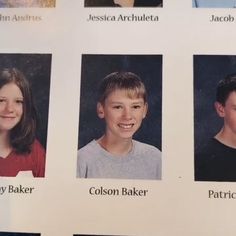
195 74 236 181
77 72 161 179
193 0 236 8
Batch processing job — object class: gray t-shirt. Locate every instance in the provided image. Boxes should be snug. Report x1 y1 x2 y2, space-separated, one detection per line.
77 140 161 180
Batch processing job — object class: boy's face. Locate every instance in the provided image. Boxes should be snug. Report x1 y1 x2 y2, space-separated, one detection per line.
215 91 236 134
97 89 147 141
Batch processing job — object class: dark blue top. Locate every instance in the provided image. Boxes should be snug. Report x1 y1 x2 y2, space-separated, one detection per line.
195 138 236 182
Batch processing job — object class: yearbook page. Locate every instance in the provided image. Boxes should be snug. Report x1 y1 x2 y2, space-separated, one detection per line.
1 0 236 235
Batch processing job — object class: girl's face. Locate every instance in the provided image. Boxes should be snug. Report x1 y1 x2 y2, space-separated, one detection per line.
113 0 134 7
0 83 23 133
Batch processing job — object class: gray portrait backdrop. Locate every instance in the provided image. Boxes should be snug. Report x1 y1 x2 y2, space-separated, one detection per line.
194 55 236 152
78 54 162 150
0 54 51 149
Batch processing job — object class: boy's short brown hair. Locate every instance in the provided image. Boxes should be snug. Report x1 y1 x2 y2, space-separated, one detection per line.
98 71 147 104
216 73 236 105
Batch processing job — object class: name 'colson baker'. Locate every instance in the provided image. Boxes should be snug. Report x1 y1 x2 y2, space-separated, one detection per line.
89 186 148 196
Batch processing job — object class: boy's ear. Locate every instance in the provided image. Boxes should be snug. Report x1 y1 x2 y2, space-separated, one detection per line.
142 103 148 119
215 101 225 118
97 102 105 119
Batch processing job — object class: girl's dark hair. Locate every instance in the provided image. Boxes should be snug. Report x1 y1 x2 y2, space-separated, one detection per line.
0 68 37 154
85 0 118 7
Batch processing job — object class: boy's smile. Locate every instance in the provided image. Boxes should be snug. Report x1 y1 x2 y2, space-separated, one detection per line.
97 89 147 141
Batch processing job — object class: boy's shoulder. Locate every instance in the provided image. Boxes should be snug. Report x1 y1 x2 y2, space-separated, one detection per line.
132 140 161 158
78 140 107 164
78 140 98 156
197 138 234 157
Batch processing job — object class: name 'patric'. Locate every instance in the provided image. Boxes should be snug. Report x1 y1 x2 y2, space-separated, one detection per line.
87 14 159 22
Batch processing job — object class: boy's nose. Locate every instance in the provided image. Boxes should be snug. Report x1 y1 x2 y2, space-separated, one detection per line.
122 107 132 119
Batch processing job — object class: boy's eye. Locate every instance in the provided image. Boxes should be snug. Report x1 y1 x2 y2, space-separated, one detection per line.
132 105 141 109
113 105 123 109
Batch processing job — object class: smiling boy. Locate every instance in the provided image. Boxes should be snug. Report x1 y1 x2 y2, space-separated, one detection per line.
193 0 236 8
195 74 236 181
77 72 161 179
